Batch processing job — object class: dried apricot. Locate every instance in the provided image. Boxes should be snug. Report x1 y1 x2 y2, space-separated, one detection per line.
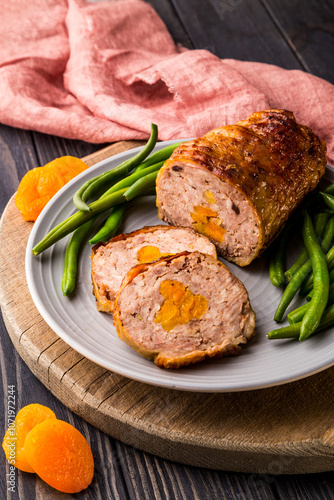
202 190 216 204
2 404 56 473
137 245 169 263
24 419 94 493
190 205 225 242
191 205 218 221
155 280 208 331
15 156 89 221
15 166 64 221
46 156 88 184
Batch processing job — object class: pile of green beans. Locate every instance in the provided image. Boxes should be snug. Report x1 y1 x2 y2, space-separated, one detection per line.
32 123 182 295
268 182 334 341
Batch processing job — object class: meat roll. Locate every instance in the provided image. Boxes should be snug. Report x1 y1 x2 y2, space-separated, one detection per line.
91 225 216 314
156 109 327 266
113 251 256 369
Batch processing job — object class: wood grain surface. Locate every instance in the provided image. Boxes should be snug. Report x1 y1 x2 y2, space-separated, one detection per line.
1 143 334 476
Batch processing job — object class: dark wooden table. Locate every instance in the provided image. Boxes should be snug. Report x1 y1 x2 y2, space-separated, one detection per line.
1 1 334 498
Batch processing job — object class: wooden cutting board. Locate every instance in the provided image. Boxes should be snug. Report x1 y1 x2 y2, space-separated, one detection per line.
1 141 334 474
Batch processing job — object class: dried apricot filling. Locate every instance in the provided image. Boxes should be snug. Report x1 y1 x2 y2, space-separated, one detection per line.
137 245 169 263
202 190 216 204
190 205 226 243
154 280 208 331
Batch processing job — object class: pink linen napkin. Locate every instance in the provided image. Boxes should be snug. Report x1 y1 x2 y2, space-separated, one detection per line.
1 0 333 165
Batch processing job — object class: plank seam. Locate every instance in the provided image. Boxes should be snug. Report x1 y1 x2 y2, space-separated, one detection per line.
59 356 86 382
95 379 133 410
259 0 311 73
168 0 195 49
35 337 62 363
78 371 110 401
67 365 108 390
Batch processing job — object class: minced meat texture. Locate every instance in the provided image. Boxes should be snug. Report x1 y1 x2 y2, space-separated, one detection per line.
113 251 256 369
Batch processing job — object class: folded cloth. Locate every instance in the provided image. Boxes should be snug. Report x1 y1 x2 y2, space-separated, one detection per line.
1 0 333 165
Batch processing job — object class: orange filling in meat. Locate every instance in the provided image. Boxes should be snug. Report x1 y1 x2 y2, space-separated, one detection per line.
154 280 208 331
137 245 169 263
202 190 216 204
190 205 225 243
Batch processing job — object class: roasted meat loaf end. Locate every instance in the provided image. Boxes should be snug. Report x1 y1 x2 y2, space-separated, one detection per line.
91 225 217 314
156 109 327 266
113 252 256 369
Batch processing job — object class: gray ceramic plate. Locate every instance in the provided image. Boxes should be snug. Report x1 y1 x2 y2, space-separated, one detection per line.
26 141 334 392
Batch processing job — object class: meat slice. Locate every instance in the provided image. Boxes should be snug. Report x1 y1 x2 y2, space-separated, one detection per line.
91 225 217 314
113 252 256 369
156 109 327 266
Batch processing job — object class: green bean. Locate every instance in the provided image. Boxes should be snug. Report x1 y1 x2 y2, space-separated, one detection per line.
133 142 182 172
289 281 334 323
87 162 162 244
269 214 300 287
285 212 330 282
269 249 286 288
315 303 334 331
296 215 334 295
320 192 334 211
269 303 334 339
62 219 94 295
299 212 329 341
72 161 162 245
287 302 309 324
32 188 128 255
284 249 309 282
33 160 163 256
124 171 158 201
274 256 312 322
267 323 301 339
307 278 334 303
73 123 158 211
89 205 126 245
62 155 163 291
100 162 163 199
319 215 334 252
274 212 332 322
299 243 334 295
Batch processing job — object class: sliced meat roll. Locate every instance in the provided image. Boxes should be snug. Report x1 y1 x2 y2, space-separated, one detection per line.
91 225 217 314
113 252 256 369
156 109 327 266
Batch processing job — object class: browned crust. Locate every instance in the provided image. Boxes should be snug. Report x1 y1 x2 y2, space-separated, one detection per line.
113 252 255 369
114 252 189 298
91 278 113 314
154 344 241 370
156 109 327 265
